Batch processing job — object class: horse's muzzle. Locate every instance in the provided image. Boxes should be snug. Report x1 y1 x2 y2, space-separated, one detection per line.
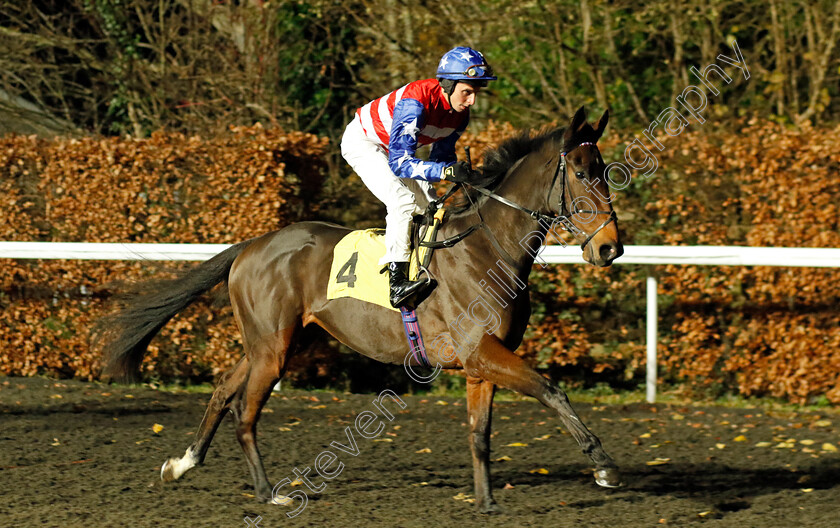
591 241 623 267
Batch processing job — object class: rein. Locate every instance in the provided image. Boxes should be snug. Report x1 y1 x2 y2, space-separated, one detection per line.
422 141 617 266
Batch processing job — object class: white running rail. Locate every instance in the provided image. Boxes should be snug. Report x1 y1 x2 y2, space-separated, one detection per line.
3 242 838 402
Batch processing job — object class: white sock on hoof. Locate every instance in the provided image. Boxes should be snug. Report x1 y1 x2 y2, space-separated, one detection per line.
271 495 294 506
161 447 196 481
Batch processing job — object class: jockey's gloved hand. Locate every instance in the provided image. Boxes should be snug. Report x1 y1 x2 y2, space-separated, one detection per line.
444 161 482 184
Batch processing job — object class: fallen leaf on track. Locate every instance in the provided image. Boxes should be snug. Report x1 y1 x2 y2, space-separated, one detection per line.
821 443 838 452
529 468 549 474
755 442 772 447
452 493 474 503
734 435 747 442
495 455 512 462
152 424 164 434
415 448 432 453
646 458 670 466
505 442 528 447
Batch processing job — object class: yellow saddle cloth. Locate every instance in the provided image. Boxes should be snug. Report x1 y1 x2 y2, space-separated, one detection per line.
326 222 439 312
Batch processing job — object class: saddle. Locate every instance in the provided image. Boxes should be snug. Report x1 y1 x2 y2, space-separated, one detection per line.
324 204 448 368
325 204 447 313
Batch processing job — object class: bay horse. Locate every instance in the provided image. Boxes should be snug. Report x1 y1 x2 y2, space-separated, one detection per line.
98 106 624 513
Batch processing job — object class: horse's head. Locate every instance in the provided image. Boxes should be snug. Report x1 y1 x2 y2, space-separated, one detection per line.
546 106 623 267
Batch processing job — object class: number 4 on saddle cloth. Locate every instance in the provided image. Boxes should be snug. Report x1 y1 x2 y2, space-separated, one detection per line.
326 208 445 368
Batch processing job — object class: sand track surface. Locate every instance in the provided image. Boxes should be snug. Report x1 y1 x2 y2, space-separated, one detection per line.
2 376 839 527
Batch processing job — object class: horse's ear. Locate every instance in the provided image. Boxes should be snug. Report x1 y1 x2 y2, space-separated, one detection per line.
571 106 587 131
594 109 609 139
564 106 588 143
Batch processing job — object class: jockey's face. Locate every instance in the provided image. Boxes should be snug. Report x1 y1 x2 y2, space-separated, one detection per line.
449 83 481 112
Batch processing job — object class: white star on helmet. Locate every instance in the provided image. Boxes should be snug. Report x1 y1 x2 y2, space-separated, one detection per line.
458 50 473 61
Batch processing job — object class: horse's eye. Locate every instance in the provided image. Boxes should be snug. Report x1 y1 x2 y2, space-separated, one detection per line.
575 171 585 179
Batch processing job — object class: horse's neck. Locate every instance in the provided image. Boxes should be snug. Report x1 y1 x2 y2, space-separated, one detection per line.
445 155 550 277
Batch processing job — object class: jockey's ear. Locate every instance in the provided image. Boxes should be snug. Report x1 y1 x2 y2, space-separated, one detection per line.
593 110 609 140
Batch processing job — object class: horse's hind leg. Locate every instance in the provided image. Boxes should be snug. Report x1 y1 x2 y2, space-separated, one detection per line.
161 356 249 482
230 327 294 503
466 376 499 513
466 335 622 488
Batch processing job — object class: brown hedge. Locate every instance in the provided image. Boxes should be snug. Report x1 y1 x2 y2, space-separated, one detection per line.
0 125 327 381
486 119 840 404
2 120 839 404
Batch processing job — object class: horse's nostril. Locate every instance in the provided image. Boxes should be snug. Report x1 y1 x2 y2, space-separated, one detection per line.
599 243 616 262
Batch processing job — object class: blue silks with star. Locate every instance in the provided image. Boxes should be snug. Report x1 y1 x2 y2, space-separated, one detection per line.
387 98 469 182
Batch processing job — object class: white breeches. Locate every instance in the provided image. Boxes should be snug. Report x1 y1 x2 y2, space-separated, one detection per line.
340 117 437 265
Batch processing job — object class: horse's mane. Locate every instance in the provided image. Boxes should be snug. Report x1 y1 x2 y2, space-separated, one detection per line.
447 126 566 217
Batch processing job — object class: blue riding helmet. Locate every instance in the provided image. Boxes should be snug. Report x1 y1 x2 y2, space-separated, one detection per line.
436 46 497 81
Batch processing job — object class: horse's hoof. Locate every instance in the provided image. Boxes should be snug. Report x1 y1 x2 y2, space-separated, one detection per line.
594 467 623 488
270 494 295 506
160 459 176 482
161 457 191 482
477 501 504 514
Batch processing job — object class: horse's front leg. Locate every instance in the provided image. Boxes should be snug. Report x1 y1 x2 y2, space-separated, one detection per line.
466 376 499 513
465 335 622 488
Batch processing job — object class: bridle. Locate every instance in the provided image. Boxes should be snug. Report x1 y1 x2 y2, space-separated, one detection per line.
420 140 618 271
550 141 617 250
467 141 617 252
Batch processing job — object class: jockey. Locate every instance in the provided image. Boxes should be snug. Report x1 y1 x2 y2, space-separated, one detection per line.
340 46 497 309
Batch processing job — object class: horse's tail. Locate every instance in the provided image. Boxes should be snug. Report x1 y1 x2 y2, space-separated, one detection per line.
97 239 255 382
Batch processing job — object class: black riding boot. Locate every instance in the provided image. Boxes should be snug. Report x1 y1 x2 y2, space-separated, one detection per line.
387 262 438 309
